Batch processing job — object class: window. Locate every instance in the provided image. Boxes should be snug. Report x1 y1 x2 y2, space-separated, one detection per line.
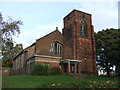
84 46 87 53
43 63 50 67
55 43 57 54
80 21 87 37
50 42 63 57
15 59 17 70
66 24 72 39
82 13 85 18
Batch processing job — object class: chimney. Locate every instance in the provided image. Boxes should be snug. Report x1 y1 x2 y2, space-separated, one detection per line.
56 27 58 30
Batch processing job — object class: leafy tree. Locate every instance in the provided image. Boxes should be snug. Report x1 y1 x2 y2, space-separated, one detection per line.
2 40 23 59
95 28 120 76
0 12 22 41
0 12 23 67
2 41 23 67
2 58 13 67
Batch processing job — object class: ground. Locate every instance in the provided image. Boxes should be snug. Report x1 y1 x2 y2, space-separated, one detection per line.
2 75 120 88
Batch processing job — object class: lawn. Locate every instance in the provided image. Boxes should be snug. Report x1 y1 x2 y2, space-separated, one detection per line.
2 75 120 88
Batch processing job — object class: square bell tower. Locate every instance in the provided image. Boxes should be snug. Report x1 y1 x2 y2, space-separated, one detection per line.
62 9 97 74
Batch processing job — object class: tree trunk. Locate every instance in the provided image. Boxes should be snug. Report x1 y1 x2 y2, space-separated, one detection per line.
106 62 110 77
115 64 119 74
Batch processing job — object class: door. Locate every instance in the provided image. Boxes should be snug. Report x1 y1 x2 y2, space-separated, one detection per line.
70 63 75 73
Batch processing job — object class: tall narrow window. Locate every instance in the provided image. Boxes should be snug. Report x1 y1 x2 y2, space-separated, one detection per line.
50 42 63 57
66 24 72 39
80 21 87 37
54 43 57 54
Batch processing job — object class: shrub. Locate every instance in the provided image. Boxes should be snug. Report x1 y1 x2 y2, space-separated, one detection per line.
48 67 61 75
30 64 61 76
30 64 48 75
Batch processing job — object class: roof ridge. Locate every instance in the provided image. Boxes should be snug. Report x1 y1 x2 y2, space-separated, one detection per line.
36 29 62 41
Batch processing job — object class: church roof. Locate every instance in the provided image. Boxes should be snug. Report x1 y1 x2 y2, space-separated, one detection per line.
36 28 62 41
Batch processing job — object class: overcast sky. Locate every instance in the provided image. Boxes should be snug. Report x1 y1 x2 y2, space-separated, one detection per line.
1 0 119 48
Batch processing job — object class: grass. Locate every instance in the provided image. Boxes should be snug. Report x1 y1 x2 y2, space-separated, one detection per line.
2 75 120 88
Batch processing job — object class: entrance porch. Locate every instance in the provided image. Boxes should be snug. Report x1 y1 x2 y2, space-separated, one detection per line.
60 59 82 74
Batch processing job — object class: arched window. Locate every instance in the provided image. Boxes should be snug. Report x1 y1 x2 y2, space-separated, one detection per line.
67 24 72 39
80 21 87 37
50 42 63 57
65 24 72 39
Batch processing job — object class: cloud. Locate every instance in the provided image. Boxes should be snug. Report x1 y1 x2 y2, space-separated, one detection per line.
2 0 119 2
79 2 118 32
13 23 63 48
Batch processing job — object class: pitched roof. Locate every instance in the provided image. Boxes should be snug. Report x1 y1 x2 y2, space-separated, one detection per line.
13 49 27 60
36 30 62 41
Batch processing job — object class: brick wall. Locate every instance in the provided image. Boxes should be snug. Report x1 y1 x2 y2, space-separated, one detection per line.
12 50 27 75
26 44 35 57
1 67 11 76
36 30 63 53
35 56 60 68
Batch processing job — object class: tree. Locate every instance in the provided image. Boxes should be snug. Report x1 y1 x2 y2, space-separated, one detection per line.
0 12 22 41
95 28 120 76
0 12 23 67
2 40 23 59
2 41 23 67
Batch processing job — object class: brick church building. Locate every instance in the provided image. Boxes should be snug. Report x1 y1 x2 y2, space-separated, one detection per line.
12 9 97 75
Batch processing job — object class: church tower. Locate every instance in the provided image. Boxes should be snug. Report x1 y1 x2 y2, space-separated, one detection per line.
62 9 97 74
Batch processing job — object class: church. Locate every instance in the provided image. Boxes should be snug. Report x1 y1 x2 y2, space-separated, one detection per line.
11 9 97 75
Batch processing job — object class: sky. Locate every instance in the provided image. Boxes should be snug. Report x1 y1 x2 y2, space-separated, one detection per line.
0 0 119 48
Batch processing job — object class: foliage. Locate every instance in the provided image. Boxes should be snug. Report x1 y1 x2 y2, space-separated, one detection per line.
72 80 118 88
0 12 22 41
30 64 48 75
2 40 23 59
2 58 13 67
0 12 23 67
95 28 120 76
2 41 23 67
48 67 61 75
2 75 119 88
30 64 61 75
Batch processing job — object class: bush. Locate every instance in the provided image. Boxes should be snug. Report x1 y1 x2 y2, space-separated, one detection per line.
30 64 61 76
30 64 48 75
48 67 61 75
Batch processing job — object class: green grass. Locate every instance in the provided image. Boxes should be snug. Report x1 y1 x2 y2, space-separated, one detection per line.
2 75 119 88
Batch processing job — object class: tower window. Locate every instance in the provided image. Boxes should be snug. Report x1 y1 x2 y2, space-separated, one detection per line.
80 21 87 37
50 42 63 57
66 24 72 39
82 13 85 18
